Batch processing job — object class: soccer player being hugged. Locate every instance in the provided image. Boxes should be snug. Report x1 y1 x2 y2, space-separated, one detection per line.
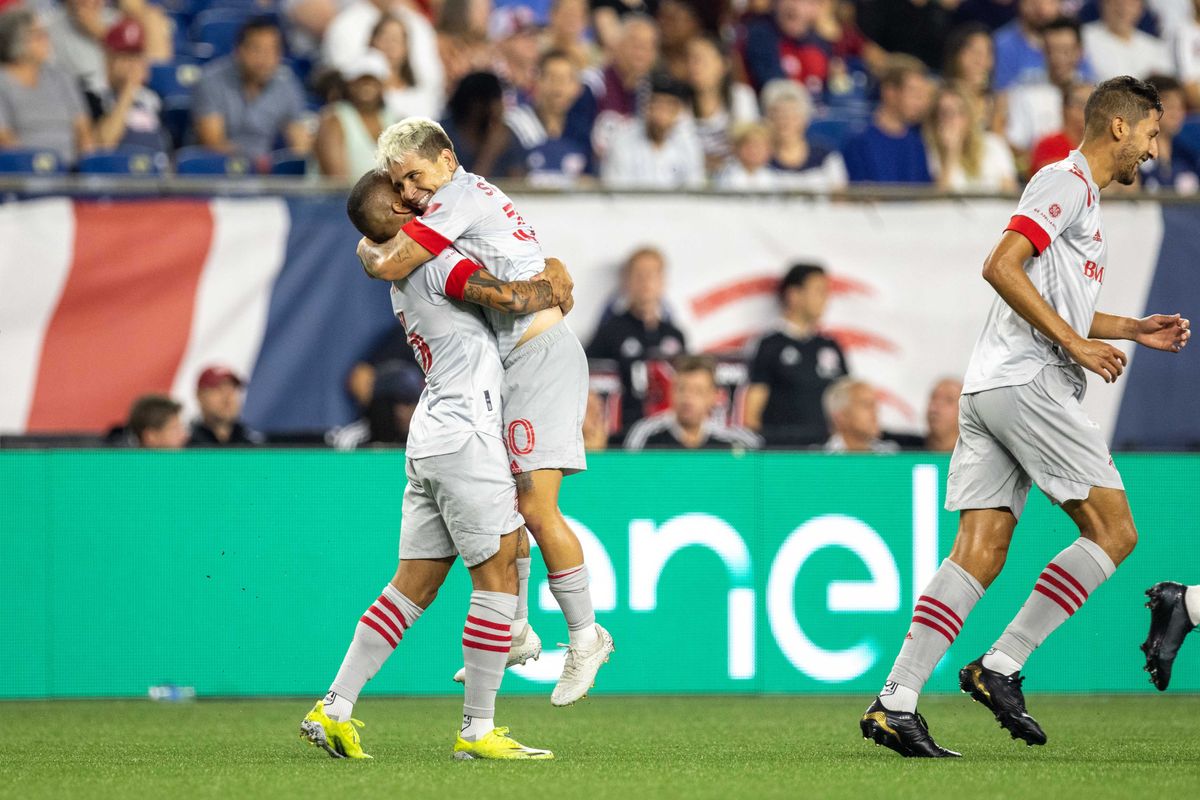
357 118 614 705
861 76 1191 757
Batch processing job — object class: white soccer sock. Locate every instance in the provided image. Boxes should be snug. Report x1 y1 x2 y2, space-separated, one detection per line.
513 557 532 636
462 590 517 736
328 584 423 721
548 564 598 647
981 648 1023 676
1186 585 1200 626
461 715 495 741
878 682 920 714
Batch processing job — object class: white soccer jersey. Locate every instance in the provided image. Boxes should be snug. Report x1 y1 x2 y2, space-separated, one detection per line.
390 249 506 460
962 150 1107 397
402 166 544 359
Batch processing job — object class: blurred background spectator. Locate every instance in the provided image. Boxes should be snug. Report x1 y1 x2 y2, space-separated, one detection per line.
822 376 897 453
582 389 614 451
740 0 830 95
842 54 933 184
436 0 496 90
744 263 847 447
656 0 704 81
591 0 658 51
857 0 958 71
941 22 1000 133
1028 79 1091 174
993 0 1080 92
1139 73 1199 191
762 78 846 190
0 8 93 164
601 70 703 187
369 12 441 119
685 34 758 174
1005 16 1087 157
578 13 658 160
87 17 169 156
922 376 962 452
443 69 527 177
623 355 762 450
1084 0 1171 80
925 83 1018 192
714 120 780 189
1171 0 1200 106
313 48 398 178
127 394 188 449
189 365 263 446
491 5 542 101
46 0 170 97
543 0 600 71
505 48 593 185
587 245 687 432
329 360 423 449
323 0 443 102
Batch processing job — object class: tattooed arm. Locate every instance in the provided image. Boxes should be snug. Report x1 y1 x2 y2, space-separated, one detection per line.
461 258 574 314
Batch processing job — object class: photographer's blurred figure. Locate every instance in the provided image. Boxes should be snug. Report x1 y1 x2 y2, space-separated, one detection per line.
128 394 188 449
924 377 962 452
189 365 263 446
822 377 897 454
329 361 424 450
623 355 761 451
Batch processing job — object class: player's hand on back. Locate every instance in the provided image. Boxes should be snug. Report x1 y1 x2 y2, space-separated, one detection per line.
535 258 574 307
1066 337 1128 383
1134 314 1191 353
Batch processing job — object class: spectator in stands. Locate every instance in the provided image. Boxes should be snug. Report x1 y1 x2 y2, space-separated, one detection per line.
943 23 1000 133
856 0 959 71
822 377 898 453
436 0 496 89
685 35 759 173
323 0 443 103
491 5 542 102
442 70 527 177
624 355 762 450
576 13 658 159
1139 73 1199 192
542 0 600 70
925 83 1018 192
714 122 782 189
193 17 312 162
0 9 94 163
1171 0 1200 107
314 50 399 179
506 49 593 186
128 394 188 449
1005 16 1087 155
1084 0 1172 78
923 376 962 452
587 245 688 431
657 0 703 80
762 77 847 189
189 365 263 446
346 322 419 411
744 263 847 447
369 13 440 119
591 0 658 50
600 71 704 188
993 0 1074 91
329 361 423 449
1028 79 1090 173
87 17 168 156
740 0 831 94
582 390 612 451
841 54 933 184
46 0 171 96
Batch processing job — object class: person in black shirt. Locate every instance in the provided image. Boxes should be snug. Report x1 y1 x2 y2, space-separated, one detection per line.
586 246 687 431
744 262 848 447
189 365 263 446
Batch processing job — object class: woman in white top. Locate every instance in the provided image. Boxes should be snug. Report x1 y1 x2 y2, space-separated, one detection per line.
685 35 759 174
925 82 1017 193
761 78 847 191
313 50 401 179
370 13 441 120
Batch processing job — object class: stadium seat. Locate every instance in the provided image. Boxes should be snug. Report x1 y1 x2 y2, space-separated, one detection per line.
77 147 165 176
148 59 203 100
175 146 252 176
0 148 64 175
161 94 193 151
268 149 306 176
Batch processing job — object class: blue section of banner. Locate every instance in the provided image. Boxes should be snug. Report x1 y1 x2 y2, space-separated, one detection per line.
242 197 399 433
1112 206 1200 450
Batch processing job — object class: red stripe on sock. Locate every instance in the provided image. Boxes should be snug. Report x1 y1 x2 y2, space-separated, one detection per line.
464 626 512 643
914 604 961 635
548 566 584 581
917 595 963 628
1045 563 1089 600
367 605 404 641
360 615 398 648
376 594 409 629
463 639 510 653
911 615 956 643
1033 583 1076 616
1039 572 1083 609
466 614 511 632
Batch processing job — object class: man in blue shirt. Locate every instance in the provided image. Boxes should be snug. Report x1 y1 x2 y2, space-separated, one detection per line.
505 49 594 185
842 54 933 184
994 0 1094 90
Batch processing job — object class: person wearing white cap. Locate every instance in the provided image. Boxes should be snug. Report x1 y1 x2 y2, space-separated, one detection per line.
313 48 401 178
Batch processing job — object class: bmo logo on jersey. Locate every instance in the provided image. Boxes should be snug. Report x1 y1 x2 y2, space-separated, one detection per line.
1082 260 1105 283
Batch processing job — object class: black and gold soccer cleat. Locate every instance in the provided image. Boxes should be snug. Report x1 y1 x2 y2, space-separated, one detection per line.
1142 582 1196 691
959 657 1047 746
859 697 961 758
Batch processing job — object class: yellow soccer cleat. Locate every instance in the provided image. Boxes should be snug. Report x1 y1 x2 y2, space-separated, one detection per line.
299 700 372 759
453 727 554 760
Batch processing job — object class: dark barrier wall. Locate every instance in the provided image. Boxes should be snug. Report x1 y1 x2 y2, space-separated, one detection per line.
3 451 1198 698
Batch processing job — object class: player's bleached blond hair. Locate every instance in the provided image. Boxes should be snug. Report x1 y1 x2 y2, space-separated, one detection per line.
375 117 456 172
822 377 872 422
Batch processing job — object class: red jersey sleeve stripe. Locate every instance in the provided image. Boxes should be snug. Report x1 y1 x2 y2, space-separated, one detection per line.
445 258 481 301
402 217 451 256
1005 214 1051 255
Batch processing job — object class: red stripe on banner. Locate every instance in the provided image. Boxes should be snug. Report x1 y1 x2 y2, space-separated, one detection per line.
1039 572 1083 610
376 595 408 630
914 604 961 635
367 605 404 641
26 200 214 431
465 614 511 632
1034 583 1076 616
463 639 510 653
464 627 512 643
690 276 779 318
361 615 398 648
1045 563 1089 600
548 566 584 581
401 218 451 256
917 595 964 628
911 615 955 643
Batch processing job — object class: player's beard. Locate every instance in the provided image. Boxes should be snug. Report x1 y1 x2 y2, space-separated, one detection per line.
1115 142 1144 186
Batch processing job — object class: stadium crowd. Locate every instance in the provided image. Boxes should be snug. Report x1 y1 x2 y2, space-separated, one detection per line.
0 0 1198 188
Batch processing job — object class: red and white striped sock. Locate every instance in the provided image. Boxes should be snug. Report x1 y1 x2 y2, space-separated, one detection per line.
461 590 517 738
327 584 423 721
883 559 984 712
987 537 1116 673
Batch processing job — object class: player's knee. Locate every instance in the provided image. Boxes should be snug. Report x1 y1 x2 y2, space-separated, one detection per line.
1096 519 1138 564
517 496 557 536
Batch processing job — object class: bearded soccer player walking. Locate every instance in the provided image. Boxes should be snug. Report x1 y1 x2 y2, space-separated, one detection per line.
860 76 1191 757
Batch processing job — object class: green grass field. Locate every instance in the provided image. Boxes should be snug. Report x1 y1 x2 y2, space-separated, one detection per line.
7 695 1200 800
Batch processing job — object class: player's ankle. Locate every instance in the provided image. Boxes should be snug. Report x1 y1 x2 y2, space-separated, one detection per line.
568 623 599 649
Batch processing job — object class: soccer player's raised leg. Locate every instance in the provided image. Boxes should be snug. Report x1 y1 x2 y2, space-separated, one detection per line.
1142 581 1199 690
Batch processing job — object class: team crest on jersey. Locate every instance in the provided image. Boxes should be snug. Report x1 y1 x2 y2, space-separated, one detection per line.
1049 203 1062 218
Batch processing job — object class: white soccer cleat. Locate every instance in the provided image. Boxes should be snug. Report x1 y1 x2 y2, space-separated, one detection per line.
551 624 614 707
453 623 543 683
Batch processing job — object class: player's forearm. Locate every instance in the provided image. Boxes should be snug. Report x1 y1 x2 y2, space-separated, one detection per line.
463 272 556 314
983 254 1081 349
1088 312 1138 341
358 234 431 281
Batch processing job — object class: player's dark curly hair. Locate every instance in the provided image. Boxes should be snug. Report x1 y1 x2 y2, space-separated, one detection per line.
1084 76 1162 138
347 170 398 244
